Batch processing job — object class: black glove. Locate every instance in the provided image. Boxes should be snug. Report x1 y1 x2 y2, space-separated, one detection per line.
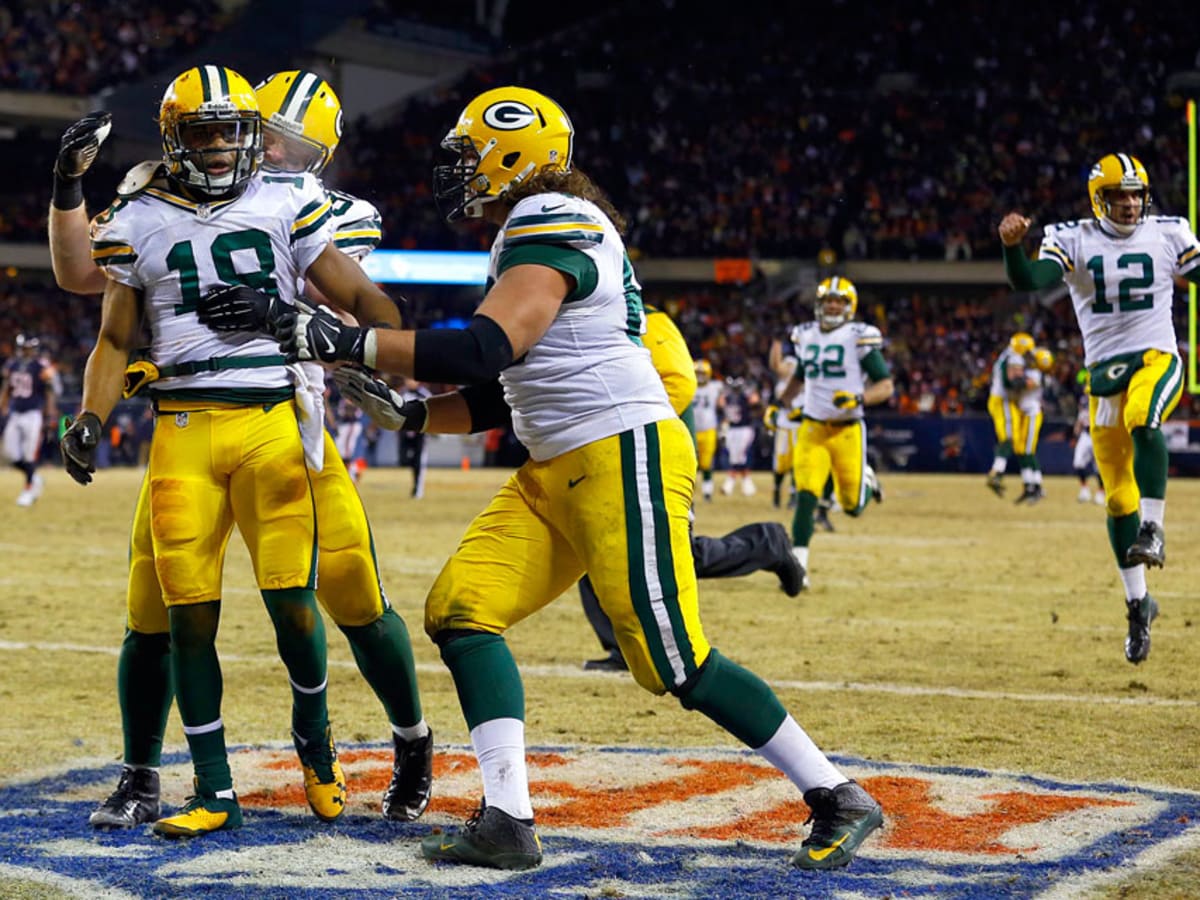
333 367 426 431
279 304 373 365
53 111 112 210
197 284 276 334
61 412 103 485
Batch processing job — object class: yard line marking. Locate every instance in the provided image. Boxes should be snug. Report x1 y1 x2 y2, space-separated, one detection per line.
3 640 1197 709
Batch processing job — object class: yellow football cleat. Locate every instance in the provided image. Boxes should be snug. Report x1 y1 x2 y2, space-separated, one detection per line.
152 780 242 838
294 726 348 822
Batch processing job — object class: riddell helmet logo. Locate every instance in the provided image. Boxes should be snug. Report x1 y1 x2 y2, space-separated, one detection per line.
4 744 1198 897
483 100 537 130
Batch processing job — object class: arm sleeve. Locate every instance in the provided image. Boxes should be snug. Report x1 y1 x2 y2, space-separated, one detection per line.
861 349 890 381
460 379 512 432
412 314 514 385
1004 242 1064 291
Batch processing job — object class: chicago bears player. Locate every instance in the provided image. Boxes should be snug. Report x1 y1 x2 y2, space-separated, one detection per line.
278 85 884 872
1000 152 1200 663
1 334 58 506
778 277 892 589
47 70 432 831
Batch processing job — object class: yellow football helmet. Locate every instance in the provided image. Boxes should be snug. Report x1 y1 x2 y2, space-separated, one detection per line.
1009 332 1035 356
433 86 574 222
1087 153 1150 234
815 276 858 330
695 359 713 384
255 70 343 174
159 64 261 198
1033 347 1055 373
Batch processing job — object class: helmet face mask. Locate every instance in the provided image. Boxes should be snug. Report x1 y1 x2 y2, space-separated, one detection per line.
433 87 574 223
262 125 327 174
160 65 261 200
815 276 858 331
255 70 343 175
1088 153 1150 236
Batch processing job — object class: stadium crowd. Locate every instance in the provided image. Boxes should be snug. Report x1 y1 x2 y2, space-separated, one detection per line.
2 0 1199 461
0 0 225 95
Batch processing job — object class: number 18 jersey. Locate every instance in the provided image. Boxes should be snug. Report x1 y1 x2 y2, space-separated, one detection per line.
90 172 333 395
1038 216 1200 367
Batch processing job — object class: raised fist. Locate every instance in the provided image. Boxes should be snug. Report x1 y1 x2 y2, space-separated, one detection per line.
998 212 1032 248
56 111 112 180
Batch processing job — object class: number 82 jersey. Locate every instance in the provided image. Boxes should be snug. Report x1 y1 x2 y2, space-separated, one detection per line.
787 320 887 422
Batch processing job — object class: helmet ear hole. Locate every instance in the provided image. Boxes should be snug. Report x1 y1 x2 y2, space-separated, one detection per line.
502 151 521 169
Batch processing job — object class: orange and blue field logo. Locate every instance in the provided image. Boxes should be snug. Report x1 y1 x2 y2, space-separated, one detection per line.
3 744 1199 897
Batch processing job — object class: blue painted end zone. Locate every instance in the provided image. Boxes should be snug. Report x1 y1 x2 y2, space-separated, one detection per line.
0 746 1196 899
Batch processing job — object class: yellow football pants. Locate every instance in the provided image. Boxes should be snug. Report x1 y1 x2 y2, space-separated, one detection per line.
792 418 869 515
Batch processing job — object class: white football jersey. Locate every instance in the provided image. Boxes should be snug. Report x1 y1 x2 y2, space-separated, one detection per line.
490 193 673 460
1018 369 1043 415
327 189 382 264
297 188 384 390
692 381 721 432
787 320 884 421
91 172 333 395
989 348 1027 399
1038 216 1200 366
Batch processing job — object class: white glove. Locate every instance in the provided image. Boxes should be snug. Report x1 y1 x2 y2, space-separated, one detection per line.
333 366 422 431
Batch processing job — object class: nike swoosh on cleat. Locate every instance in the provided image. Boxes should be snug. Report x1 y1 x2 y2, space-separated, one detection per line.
806 834 849 861
439 842 456 852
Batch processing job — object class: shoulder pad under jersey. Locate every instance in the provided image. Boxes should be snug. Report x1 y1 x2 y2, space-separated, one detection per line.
117 161 168 198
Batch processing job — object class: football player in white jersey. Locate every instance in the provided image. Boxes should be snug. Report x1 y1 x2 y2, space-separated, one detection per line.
999 151 1200 663
56 65 415 838
766 335 836 528
47 70 433 830
692 359 721 500
278 85 883 872
1012 346 1054 504
985 332 1033 497
778 277 893 588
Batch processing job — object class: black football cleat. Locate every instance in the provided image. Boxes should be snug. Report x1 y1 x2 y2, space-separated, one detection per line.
1125 522 1165 569
793 781 883 870
89 766 160 828
1124 594 1159 664
422 801 542 870
382 729 434 821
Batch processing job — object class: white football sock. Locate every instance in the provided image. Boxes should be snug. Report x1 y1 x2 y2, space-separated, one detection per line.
1140 498 1165 527
792 546 809 568
471 717 533 820
393 720 430 742
1119 565 1147 602
755 715 844 792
